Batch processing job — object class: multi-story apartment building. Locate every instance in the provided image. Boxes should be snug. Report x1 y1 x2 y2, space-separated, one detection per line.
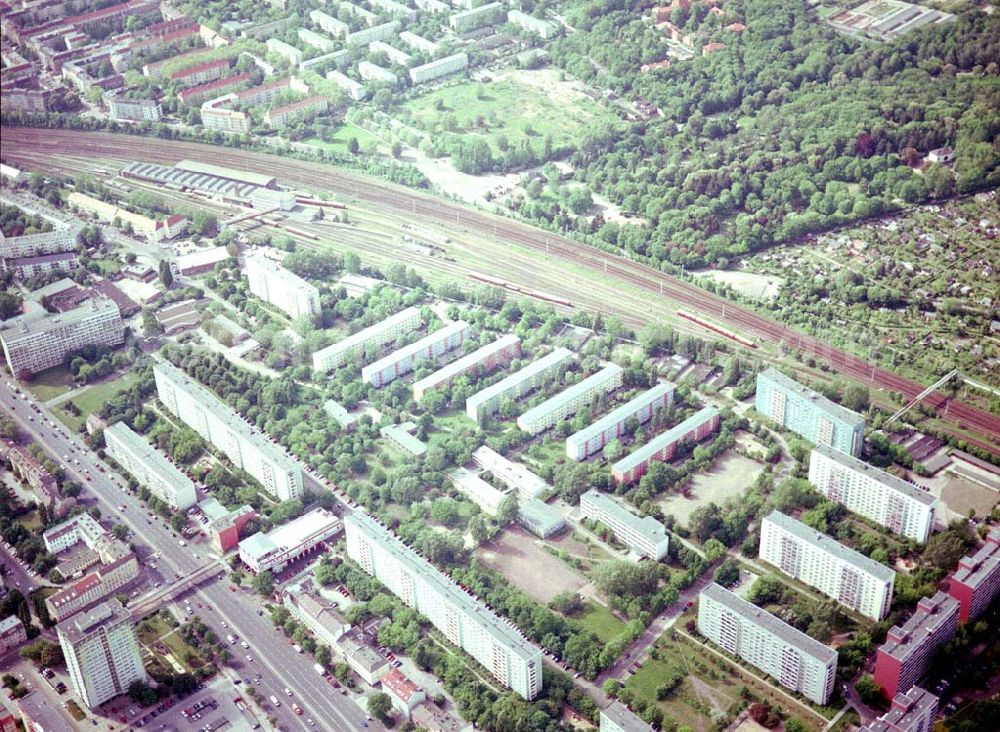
326 69 368 100
755 368 865 456
154 361 303 500
507 9 560 39
580 490 669 560
340 1 379 26
874 591 959 699
369 40 411 66
948 528 1000 623
358 61 397 84
517 363 624 435
697 583 838 705
313 306 422 372
244 252 321 318
414 0 449 11
413 334 521 401
449 2 504 33
346 21 401 46
566 382 674 461
46 553 139 621
760 510 895 620
472 445 548 500
42 513 110 555
1 297 124 378
3 251 77 280
1 221 78 260
105 94 161 121
283 579 350 648
362 321 470 388
169 59 230 88
309 10 349 38
409 53 469 84
0 696 15 732
57 600 146 708
465 347 573 422
265 38 303 66
612 406 721 485
860 686 939 732
103 421 198 510
808 445 937 543
345 512 543 700
0 615 26 652
200 101 250 133
239 508 342 574
399 31 439 54
600 701 654 732
297 28 336 53
368 0 416 19
177 72 251 106
449 467 511 516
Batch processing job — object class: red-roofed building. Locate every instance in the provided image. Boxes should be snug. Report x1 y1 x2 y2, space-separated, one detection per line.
178 72 250 105
169 59 229 87
702 42 726 56
381 668 426 720
641 59 671 72
264 95 329 129
726 22 746 33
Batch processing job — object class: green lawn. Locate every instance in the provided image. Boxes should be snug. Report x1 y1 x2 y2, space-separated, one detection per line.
24 366 75 401
59 370 141 431
161 631 207 672
401 71 614 154
575 601 626 644
91 258 121 276
303 123 381 153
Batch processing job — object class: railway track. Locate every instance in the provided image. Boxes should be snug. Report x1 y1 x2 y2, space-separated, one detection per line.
3 127 998 454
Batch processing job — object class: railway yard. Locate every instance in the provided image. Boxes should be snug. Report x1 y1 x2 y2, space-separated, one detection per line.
4 127 997 456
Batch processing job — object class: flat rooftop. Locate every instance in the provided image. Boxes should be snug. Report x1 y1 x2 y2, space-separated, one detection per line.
760 367 865 427
266 507 341 551
812 444 938 506
175 159 275 188
581 489 667 546
466 346 574 409
364 320 468 375
57 599 130 643
568 381 674 446
518 363 622 425
413 333 520 392
880 591 958 662
613 406 720 474
951 529 1000 590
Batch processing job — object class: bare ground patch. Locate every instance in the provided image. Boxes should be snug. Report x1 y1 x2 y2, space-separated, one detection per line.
941 476 999 518
659 450 765 526
476 526 588 604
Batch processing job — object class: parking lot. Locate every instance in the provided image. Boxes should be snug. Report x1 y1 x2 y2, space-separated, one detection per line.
128 675 262 732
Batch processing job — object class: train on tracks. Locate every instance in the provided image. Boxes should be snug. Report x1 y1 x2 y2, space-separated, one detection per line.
676 309 757 349
467 271 573 308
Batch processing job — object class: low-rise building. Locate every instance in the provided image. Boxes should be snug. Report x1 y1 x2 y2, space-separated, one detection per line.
518 499 565 538
472 445 548 500
309 10 349 38
381 668 426 720
874 591 959 699
238 508 343 574
580 489 669 560
399 31 438 54
105 94 162 121
323 399 359 430
517 363 624 435
369 40 411 66
0 615 27 652
380 421 427 457
600 700 654 732
312 307 424 372
449 467 511 516
45 553 140 621
298 27 336 52
177 72 251 106
283 579 351 647
327 69 368 100
338 632 390 685
266 38 303 66
169 59 230 88
948 528 1000 623
265 94 329 128
346 21 401 47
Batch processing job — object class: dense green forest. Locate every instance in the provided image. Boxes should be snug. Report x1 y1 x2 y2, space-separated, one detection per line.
545 0 1000 266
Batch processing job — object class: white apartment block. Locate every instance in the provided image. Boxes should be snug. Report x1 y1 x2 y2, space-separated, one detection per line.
449 2 504 33
200 101 250 133
346 21 401 46
760 510 895 620
449 467 511 516
369 0 416 18
413 333 521 401
42 513 107 554
298 27 337 53
808 445 937 543
415 0 449 10
58 601 147 709
362 320 470 387
600 701 654 732
106 95 162 121
399 30 439 54
358 61 398 84
580 490 669 560
341 1 379 25
1 221 78 260
309 10 350 37
266 38 303 66
103 421 198 510
465 347 573 422
517 363 624 435
566 382 674 461
345 512 543 700
326 69 368 100
507 10 559 39
409 52 468 84
472 445 548 501
369 40 411 66
313 307 423 372
244 252 321 319
1 297 124 378
154 362 303 500
698 583 838 705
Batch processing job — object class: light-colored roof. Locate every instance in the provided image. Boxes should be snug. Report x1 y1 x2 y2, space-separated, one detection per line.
880 591 959 662
601 700 653 732
413 333 520 394
364 320 469 377
104 421 196 497
951 529 1000 590
811 445 938 506
759 367 865 427
518 363 623 425
567 382 673 448
466 347 573 410
174 159 275 187
581 490 668 546
613 406 720 474
312 306 421 364
265 508 341 551
175 245 230 270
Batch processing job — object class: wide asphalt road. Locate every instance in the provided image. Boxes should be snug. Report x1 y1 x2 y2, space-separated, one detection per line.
0 380 379 732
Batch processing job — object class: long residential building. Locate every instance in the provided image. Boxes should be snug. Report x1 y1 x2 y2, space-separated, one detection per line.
103 421 197 510
238 508 342 574
580 489 669 560
472 445 548 500
266 38 303 65
362 320 470 387
309 10 350 37
57 600 146 709
465 347 573 422
808 445 937 543
326 69 368 100
244 251 320 319
600 701 654 732
449 2 504 33
1 297 125 378
755 368 865 456
697 583 838 705
760 510 895 620
449 467 510 516
345 512 543 700
265 94 329 127
947 528 1000 623
874 591 959 699
399 30 438 54
566 382 674 461
612 406 721 485
346 20 401 46
860 686 939 732
409 52 468 84
154 361 303 500
507 9 559 39
413 333 521 401
517 363 624 435
312 306 422 372
45 553 139 621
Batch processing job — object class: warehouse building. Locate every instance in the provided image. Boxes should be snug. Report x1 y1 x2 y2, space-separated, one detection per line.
580 489 669 560
698 583 838 705
239 508 343 574
948 528 1000 623
154 361 303 500
363 320 470 387
808 445 937 544
756 368 865 457
313 306 423 372
413 333 521 401
760 510 895 620
566 382 674 461
875 591 959 698
518 499 565 538
103 421 198 510
517 363 624 436
612 406 721 485
345 512 543 700
465 347 573 422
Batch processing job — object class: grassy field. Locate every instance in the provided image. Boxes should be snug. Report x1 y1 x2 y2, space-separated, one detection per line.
303 123 381 153
58 370 141 431
25 366 75 401
401 70 613 154
575 601 626 644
